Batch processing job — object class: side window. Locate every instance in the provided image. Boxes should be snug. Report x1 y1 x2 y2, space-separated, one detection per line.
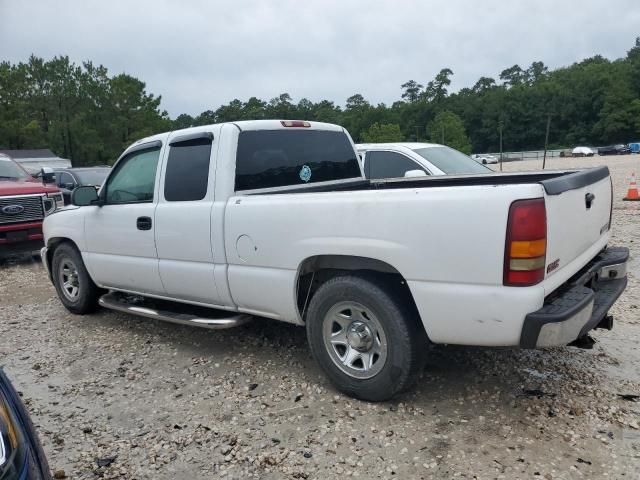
105 147 161 204
164 136 212 201
365 151 427 179
59 172 74 188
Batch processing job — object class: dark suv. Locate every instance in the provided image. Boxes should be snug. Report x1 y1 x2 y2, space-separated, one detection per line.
597 144 631 155
54 167 110 205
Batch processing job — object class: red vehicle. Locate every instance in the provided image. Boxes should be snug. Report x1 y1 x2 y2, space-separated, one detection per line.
0 154 63 257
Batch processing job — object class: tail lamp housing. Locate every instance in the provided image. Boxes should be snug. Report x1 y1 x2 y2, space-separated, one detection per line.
504 198 547 286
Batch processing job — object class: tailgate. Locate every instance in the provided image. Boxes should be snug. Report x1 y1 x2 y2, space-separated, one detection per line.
541 166 612 282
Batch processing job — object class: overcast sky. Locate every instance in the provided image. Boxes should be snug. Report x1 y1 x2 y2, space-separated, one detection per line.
2 0 639 118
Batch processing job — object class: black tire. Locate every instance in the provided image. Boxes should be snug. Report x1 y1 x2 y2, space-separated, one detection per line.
51 242 101 314
482 160 487 165
306 274 427 401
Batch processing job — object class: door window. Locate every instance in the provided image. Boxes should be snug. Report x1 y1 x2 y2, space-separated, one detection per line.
365 151 427 179
105 147 161 204
164 137 212 201
58 172 75 188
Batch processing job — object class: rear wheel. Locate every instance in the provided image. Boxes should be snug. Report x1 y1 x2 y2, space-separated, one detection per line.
306 275 426 401
51 243 101 314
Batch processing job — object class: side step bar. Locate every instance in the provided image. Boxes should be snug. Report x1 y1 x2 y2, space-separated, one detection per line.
98 292 252 330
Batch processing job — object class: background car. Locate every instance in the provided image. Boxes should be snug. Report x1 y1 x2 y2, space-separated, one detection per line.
571 146 595 157
0 368 51 479
470 153 499 164
356 143 491 179
597 144 631 155
53 167 110 205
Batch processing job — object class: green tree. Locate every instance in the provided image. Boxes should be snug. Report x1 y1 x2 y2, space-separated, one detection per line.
401 80 423 103
427 111 471 153
422 68 453 102
361 123 404 143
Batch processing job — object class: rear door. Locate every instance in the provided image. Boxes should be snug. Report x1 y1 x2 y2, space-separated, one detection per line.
154 128 225 306
84 142 165 294
542 168 612 283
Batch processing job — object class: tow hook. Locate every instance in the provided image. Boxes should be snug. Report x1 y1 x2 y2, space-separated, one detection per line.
568 334 596 350
595 315 614 331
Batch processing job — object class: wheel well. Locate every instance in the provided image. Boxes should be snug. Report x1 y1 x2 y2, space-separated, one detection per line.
296 255 420 323
45 238 80 276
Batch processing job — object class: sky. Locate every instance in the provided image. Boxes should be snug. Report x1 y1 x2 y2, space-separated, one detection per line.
2 0 639 118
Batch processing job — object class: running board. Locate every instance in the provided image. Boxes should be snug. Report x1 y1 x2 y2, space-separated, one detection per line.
98 292 251 329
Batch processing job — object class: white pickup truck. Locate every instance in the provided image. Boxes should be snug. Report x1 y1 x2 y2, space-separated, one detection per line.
41 120 628 401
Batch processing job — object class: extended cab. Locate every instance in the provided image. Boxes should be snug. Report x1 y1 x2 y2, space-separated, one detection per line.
0 154 63 257
41 120 628 401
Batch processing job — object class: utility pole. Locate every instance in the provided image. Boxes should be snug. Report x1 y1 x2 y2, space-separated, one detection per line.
542 114 551 170
498 120 504 172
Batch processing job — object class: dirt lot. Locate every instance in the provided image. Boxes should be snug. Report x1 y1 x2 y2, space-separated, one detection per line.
1 155 639 479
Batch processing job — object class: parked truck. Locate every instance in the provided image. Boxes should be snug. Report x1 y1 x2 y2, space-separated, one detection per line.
41 120 628 401
0 154 63 257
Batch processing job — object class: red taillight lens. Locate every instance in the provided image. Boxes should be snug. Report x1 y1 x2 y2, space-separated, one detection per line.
504 198 547 286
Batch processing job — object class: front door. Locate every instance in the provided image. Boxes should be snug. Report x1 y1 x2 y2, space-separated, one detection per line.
84 143 165 295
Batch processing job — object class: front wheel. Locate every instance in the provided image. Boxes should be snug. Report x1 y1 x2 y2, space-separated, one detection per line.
51 243 101 314
306 275 426 401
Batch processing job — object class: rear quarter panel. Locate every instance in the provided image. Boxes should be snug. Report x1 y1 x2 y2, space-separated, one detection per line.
224 183 545 338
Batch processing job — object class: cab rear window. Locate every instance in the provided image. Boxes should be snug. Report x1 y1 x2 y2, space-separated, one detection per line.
235 130 361 191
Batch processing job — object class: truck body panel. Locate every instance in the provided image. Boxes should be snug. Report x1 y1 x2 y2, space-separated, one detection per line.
42 121 627 349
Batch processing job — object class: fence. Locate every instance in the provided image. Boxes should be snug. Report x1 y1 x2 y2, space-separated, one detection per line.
485 149 565 162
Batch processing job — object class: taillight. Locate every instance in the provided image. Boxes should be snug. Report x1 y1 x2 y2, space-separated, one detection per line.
280 120 310 128
504 198 547 286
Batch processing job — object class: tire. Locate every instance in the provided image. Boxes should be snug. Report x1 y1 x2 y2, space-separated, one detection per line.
306 274 427 401
51 242 101 314
482 160 487 165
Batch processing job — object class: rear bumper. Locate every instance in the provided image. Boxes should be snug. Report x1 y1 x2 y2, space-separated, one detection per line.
520 246 629 348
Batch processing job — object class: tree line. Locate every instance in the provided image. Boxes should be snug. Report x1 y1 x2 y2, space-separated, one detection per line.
1 38 639 166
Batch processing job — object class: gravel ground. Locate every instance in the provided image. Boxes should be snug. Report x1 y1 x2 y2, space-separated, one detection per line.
1 155 639 479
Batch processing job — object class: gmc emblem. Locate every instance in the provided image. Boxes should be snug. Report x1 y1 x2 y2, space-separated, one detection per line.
1 204 25 215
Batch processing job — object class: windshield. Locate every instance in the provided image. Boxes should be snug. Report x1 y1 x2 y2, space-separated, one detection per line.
412 147 491 174
75 168 110 185
0 157 30 180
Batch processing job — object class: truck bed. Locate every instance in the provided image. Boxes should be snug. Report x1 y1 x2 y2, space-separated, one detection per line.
253 166 609 197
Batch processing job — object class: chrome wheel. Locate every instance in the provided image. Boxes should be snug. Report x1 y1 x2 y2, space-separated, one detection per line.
58 259 80 301
322 301 388 379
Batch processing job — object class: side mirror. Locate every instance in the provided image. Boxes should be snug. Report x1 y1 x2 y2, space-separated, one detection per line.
40 167 55 184
72 185 100 206
404 170 427 178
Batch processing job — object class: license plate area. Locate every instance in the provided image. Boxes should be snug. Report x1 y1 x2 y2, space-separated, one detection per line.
5 230 29 242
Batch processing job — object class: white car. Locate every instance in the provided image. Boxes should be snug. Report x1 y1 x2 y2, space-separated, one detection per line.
572 146 595 157
471 153 499 164
356 143 491 178
41 120 628 401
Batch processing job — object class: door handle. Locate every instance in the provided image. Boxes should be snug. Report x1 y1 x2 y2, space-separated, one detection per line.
136 216 152 230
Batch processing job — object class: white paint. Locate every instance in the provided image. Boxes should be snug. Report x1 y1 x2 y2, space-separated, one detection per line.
43 120 618 346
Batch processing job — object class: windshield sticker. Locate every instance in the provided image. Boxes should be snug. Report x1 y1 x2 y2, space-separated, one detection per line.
299 165 312 182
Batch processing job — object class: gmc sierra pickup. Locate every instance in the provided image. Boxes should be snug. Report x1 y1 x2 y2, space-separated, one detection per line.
0 154 63 257
41 120 628 401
